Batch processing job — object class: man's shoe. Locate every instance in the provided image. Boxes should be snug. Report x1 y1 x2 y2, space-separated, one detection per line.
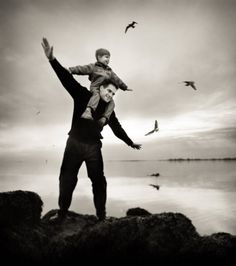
81 108 93 120
49 212 67 224
97 217 106 223
97 211 106 222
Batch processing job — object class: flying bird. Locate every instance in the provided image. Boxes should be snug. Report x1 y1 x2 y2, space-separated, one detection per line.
182 81 197 90
149 184 160 190
145 120 159 136
148 172 160 177
125 21 138 33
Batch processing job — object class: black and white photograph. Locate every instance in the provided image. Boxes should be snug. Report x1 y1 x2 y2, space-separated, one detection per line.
0 0 235 264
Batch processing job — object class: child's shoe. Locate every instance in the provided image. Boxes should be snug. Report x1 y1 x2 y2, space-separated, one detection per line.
81 108 93 120
97 117 107 128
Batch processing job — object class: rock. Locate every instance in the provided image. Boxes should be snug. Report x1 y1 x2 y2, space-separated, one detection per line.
0 190 43 226
0 190 235 265
194 232 236 263
126 207 152 216
0 190 45 265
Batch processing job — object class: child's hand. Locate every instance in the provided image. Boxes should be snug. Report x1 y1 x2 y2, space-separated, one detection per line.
126 88 133 91
66 68 72 74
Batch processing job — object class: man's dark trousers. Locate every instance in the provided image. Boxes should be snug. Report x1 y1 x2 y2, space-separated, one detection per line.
58 136 107 219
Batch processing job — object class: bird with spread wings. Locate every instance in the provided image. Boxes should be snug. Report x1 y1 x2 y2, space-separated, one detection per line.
125 21 138 33
149 184 160 190
182 81 197 90
145 120 159 136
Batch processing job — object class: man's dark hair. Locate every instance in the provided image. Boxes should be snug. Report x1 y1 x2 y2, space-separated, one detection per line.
100 78 118 90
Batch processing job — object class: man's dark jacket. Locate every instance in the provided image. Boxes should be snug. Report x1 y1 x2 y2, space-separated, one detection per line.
50 59 133 146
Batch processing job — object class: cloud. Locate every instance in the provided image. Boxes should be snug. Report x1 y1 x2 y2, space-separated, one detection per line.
196 126 236 143
0 0 235 166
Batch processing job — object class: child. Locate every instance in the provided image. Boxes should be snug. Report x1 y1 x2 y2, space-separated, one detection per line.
68 48 132 126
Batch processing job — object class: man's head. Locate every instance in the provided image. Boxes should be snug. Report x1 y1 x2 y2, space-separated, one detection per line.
99 80 117 103
95 48 110 66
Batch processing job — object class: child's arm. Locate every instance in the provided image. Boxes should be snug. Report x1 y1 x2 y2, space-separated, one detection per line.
50 59 89 99
68 64 94 75
111 71 132 91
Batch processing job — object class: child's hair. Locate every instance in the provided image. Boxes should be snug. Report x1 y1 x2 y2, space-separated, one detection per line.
95 48 110 60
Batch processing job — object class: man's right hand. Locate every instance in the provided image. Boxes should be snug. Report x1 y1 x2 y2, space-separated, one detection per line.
41 37 54 61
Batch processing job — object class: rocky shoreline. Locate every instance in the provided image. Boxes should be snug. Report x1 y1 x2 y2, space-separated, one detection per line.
0 190 235 265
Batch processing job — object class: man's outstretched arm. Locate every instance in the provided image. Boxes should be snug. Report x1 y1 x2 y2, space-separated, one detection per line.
108 112 142 150
41 37 89 98
41 37 55 61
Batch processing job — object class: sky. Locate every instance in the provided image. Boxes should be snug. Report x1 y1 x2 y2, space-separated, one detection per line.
0 0 236 173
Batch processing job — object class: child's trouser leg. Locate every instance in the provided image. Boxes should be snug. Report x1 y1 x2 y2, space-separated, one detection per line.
87 90 100 112
97 99 115 128
103 99 115 121
81 90 100 120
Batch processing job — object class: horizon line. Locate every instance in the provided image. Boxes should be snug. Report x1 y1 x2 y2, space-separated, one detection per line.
106 157 236 162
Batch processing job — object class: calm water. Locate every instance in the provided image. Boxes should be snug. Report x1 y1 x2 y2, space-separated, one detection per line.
0 160 236 235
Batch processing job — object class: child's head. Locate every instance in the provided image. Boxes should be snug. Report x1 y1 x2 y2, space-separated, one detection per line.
95 48 110 66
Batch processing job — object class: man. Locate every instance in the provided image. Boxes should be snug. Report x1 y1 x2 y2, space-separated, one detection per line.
41 38 142 222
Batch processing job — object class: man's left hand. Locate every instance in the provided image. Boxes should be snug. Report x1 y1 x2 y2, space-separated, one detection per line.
131 143 142 150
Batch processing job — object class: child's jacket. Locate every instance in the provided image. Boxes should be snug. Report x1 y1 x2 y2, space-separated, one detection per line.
69 62 128 92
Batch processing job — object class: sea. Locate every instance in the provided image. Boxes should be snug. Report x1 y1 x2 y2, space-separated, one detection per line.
0 160 235 235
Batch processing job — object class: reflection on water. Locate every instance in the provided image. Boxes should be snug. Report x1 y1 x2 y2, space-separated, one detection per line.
0 161 236 235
